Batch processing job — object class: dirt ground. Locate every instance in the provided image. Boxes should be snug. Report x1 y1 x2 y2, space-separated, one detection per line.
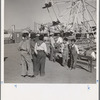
4 43 96 83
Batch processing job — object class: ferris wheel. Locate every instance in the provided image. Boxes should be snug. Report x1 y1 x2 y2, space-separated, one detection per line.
42 0 96 33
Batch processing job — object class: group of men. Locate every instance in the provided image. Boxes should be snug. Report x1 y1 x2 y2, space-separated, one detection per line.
18 31 47 78
49 33 79 69
18 31 96 78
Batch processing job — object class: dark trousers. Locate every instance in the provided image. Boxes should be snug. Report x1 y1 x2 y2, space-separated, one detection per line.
62 53 69 66
50 46 56 61
36 51 46 76
70 53 78 68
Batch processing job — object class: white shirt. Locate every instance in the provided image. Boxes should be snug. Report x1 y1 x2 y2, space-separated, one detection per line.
56 37 63 44
34 42 47 54
91 52 96 59
72 44 79 54
50 37 55 47
18 39 31 53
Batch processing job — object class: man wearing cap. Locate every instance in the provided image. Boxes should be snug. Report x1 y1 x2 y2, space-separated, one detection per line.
49 32 56 61
18 31 34 77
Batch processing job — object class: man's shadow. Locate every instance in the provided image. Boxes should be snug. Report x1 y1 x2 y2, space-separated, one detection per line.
56 55 62 66
47 53 63 66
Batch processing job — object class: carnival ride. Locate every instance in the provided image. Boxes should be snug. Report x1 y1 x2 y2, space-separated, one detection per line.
41 0 96 69
41 0 96 34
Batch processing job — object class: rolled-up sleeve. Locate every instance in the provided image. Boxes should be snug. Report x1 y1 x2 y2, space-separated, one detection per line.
34 43 38 54
43 43 47 54
75 45 79 54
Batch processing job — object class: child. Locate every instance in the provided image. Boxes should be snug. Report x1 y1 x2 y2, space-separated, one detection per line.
18 31 34 77
70 39 79 69
61 38 69 67
49 32 56 62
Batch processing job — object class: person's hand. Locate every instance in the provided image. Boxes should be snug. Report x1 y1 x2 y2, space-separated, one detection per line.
35 52 38 55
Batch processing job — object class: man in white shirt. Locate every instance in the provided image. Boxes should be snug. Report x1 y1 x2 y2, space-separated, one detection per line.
61 38 69 67
34 42 47 54
56 34 63 44
49 32 56 61
34 35 47 76
85 47 96 60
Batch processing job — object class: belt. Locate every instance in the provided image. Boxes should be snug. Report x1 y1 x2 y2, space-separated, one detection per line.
20 49 27 51
37 50 44 52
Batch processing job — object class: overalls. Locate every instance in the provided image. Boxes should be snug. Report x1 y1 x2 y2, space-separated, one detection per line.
62 44 69 66
50 37 56 61
70 45 78 69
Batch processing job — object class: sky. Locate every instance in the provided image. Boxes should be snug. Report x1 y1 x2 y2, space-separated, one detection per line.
4 0 96 30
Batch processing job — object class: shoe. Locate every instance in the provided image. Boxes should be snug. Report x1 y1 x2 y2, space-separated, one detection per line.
62 64 65 67
28 75 35 78
53 59 56 62
34 74 38 76
65 66 69 70
70 67 73 70
21 75 27 77
73 66 76 69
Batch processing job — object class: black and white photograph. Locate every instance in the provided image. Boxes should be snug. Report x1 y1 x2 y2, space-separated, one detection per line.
4 0 97 83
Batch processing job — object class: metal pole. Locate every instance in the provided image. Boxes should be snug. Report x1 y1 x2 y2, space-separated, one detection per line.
85 1 96 9
47 8 53 22
52 4 59 20
86 6 96 25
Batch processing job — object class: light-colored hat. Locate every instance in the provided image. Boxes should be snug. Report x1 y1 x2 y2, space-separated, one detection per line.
36 33 40 36
50 32 54 35
22 30 29 33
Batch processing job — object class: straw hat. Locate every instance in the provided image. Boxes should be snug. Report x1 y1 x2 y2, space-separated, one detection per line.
50 32 54 35
22 30 29 33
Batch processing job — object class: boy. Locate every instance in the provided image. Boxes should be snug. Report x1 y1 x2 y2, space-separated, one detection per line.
49 32 56 62
61 38 69 67
18 31 34 77
70 39 79 69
